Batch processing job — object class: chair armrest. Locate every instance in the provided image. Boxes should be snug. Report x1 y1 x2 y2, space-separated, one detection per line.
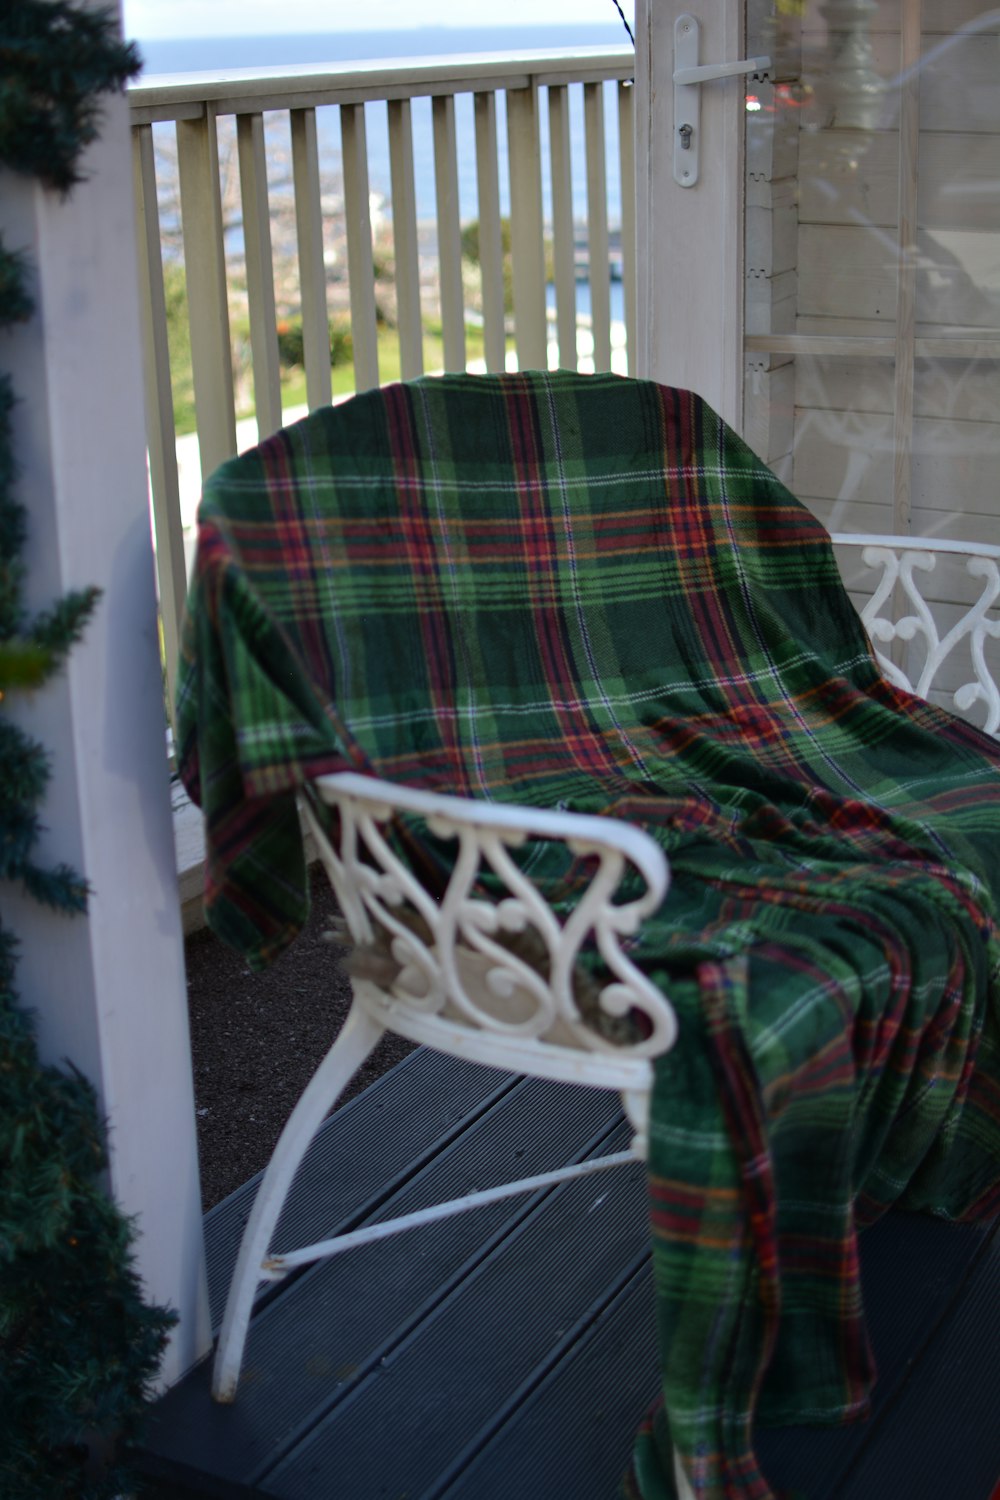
301 770 677 1075
831 532 1000 737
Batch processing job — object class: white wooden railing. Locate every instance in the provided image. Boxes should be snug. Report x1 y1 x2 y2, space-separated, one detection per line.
128 48 636 705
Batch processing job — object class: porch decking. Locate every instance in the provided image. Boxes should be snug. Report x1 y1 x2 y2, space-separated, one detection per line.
134 1047 1000 1500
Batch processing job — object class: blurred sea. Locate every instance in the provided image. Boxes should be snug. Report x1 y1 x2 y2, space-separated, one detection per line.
136 24 633 236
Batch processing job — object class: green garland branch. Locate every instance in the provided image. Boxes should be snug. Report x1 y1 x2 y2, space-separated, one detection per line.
0 1 140 192
0 6 174 1497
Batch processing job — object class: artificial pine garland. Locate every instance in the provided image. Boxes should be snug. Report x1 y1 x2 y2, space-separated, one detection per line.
0 5 175 1496
0 0 141 191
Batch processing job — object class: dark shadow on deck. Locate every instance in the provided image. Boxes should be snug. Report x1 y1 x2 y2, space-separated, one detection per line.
134 1049 1000 1499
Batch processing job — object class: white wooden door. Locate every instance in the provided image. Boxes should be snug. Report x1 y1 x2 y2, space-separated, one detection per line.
635 0 1000 542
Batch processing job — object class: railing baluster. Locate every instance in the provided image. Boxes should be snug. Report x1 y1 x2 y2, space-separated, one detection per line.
618 80 637 374
130 48 636 520
290 108 332 411
506 83 548 371
387 99 424 380
584 82 611 373
341 103 380 394
473 92 506 374
176 111 237 477
432 93 467 373
132 124 185 715
548 84 577 372
237 113 282 439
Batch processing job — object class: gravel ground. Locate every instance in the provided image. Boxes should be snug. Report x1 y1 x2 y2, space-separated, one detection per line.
185 863 413 1211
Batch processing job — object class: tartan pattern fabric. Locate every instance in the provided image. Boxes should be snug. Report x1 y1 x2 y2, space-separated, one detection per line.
176 372 1000 1499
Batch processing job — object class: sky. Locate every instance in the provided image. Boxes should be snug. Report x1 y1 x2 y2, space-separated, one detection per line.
121 0 634 39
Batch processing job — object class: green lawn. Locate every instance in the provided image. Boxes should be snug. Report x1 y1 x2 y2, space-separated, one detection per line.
173 321 509 437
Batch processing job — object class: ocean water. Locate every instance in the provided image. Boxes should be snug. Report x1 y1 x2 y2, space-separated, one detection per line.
134 24 631 76
137 25 633 231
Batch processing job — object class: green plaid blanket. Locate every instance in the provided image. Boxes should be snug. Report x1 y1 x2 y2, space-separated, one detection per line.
177 372 1000 1499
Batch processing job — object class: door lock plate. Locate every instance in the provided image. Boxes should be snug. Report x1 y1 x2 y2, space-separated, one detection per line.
673 15 770 187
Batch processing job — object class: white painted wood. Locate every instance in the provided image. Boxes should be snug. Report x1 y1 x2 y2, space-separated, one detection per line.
506 83 548 371
794 316 1000 346
548 84 578 371
131 125 185 716
745 76 800 184
744 359 795 467
341 102 380 393
635 0 748 427
913 230 1000 329
584 82 612 373
387 98 424 381
794 411 1000 515
797 225 898 323
236 113 282 441
915 33 1000 134
798 223 1000 330
129 50 635 122
474 91 507 375
799 131 1000 231
745 188 798 277
176 111 237 478
618 80 637 374
746 333 897 356
290 108 332 411
812 0 998 28
892 0 921 536
432 93 467 373
746 332 1000 361
794 354 1000 422
233 128 278 426
746 0 999 576
0 85 209 1385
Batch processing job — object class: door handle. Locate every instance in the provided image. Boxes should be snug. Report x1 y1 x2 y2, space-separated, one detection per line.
673 14 770 187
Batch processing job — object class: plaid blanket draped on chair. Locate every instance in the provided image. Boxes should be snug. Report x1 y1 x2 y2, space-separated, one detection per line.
177 372 1000 1500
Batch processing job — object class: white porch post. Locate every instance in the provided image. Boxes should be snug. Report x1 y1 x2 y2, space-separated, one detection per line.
0 8 209 1383
634 0 748 430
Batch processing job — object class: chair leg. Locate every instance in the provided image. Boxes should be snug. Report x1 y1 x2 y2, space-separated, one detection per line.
673 1444 696 1500
211 1001 385 1402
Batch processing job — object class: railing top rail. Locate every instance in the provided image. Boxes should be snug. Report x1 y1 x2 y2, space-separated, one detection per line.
128 45 635 124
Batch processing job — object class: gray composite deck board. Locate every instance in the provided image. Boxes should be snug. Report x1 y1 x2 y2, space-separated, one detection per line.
755 1210 999 1498
831 1216 1000 1500
262 1123 646 1496
141 1059 645 1491
436 1260 659 1500
203 1048 514 1326
137 1049 1000 1500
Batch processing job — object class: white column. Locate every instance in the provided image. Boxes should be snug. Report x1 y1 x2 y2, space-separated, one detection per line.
635 0 747 429
0 34 210 1383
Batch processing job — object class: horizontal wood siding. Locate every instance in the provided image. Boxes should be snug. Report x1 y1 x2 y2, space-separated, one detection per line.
750 0 1000 693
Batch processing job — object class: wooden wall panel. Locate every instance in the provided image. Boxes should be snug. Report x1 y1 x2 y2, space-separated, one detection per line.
802 0 994 32
793 413 1000 516
799 132 998 231
797 226 898 321
918 35 1000 134
795 358 1000 423
797 226 999 329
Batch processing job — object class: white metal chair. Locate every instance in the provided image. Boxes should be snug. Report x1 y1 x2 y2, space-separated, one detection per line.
833 533 1000 735
212 776 675 1403
210 531 1000 1414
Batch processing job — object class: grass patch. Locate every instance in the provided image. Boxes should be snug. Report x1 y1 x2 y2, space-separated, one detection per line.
172 320 510 438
